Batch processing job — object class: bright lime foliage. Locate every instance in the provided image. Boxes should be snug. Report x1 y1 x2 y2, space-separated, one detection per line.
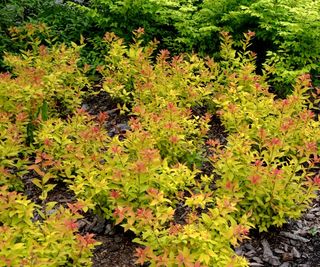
98 30 213 165
33 108 201 214
2 42 88 118
0 34 97 266
0 110 29 189
209 32 320 231
130 103 211 165
0 24 88 150
100 30 213 108
0 30 89 188
0 186 96 267
32 102 249 267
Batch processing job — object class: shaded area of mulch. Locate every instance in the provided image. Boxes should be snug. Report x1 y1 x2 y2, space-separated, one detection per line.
92 234 139 267
77 214 140 267
237 197 320 267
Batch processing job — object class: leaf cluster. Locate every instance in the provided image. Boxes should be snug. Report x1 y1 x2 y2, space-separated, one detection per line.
0 186 96 266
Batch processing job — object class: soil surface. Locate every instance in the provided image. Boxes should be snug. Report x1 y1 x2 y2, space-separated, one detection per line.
21 90 320 267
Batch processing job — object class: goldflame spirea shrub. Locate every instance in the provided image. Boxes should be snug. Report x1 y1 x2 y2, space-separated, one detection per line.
97 29 213 166
0 28 88 188
28 31 250 266
0 186 96 266
208 32 320 232
0 31 98 266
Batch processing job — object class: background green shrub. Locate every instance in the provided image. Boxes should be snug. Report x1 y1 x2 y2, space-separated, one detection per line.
2 0 319 94
221 0 320 94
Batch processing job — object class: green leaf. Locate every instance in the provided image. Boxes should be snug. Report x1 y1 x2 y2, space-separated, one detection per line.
202 213 212 226
32 178 43 189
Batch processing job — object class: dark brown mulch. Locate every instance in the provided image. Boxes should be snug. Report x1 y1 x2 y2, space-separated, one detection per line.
77 213 140 267
92 234 139 267
237 196 320 267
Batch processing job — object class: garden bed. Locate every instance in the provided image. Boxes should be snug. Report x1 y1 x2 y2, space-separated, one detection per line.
0 23 319 266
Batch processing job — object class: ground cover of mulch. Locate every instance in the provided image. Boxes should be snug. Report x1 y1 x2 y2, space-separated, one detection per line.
238 199 320 267
22 90 320 267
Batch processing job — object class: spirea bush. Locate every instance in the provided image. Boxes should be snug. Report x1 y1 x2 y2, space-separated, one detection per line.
208 32 320 231
0 186 97 267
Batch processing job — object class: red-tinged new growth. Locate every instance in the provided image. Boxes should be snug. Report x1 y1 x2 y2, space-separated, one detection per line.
110 190 121 199
67 201 86 215
313 175 320 186
233 224 249 242
96 111 109 125
64 219 78 231
76 233 96 248
135 247 152 265
176 250 193 267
